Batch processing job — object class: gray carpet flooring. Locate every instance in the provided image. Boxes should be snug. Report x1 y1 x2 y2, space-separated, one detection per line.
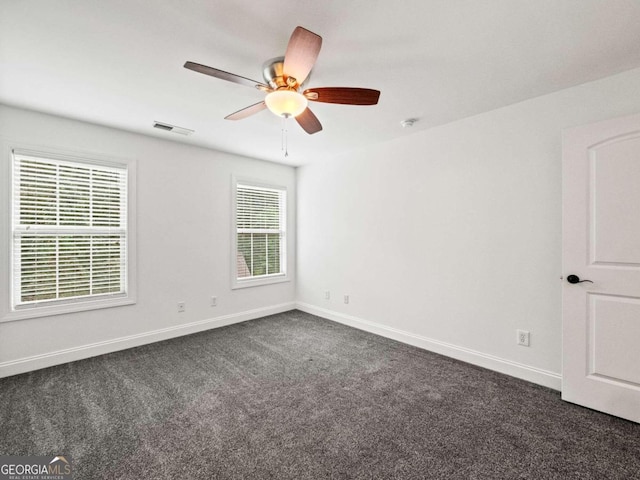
1 310 639 479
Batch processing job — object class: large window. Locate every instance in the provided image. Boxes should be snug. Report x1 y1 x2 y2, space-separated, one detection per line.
7 149 135 319
234 181 287 288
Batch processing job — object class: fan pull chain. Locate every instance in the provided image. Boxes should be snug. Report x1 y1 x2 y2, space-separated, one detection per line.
281 115 289 157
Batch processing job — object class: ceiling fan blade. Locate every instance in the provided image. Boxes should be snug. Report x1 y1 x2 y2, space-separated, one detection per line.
283 27 322 86
184 61 269 89
303 87 380 105
225 101 267 120
295 107 323 134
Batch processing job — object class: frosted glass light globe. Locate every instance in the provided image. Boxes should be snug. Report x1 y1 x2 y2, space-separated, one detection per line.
265 90 308 117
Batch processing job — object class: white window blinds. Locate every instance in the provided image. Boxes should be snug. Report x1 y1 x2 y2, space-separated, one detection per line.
236 183 286 280
11 151 128 309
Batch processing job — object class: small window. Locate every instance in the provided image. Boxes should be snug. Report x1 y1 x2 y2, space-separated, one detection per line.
6 149 135 320
233 181 287 288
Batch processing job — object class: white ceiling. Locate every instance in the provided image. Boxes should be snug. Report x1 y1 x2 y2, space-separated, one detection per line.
2 0 640 166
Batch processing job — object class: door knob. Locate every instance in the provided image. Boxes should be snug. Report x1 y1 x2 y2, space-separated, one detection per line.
567 274 593 284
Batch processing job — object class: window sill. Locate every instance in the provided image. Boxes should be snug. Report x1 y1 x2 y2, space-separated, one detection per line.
1 295 136 323
232 274 290 290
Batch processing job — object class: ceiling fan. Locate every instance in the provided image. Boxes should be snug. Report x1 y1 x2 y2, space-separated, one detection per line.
184 26 380 135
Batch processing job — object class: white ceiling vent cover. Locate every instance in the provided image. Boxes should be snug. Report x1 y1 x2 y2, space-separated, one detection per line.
153 121 194 136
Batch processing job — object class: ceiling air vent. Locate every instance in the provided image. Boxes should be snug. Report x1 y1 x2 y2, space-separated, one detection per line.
153 121 194 136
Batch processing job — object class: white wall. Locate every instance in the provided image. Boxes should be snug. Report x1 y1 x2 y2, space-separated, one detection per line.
0 105 296 376
296 67 640 390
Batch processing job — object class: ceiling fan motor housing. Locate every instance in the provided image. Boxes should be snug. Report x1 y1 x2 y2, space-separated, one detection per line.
262 56 307 90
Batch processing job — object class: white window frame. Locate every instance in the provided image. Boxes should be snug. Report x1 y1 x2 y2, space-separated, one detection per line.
2 145 137 322
231 177 288 289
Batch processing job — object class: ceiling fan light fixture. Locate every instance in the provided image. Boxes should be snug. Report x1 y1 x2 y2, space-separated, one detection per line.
184 26 379 136
265 90 308 117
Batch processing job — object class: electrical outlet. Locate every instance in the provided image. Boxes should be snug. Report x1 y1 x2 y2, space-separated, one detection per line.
211 296 217 307
177 302 186 313
517 329 530 347
324 291 330 300
344 295 349 304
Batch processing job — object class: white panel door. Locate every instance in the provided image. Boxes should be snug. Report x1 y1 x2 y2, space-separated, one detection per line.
562 113 640 423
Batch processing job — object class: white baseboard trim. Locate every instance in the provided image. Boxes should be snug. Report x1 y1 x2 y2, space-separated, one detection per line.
296 302 562 391
0 302 296 378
